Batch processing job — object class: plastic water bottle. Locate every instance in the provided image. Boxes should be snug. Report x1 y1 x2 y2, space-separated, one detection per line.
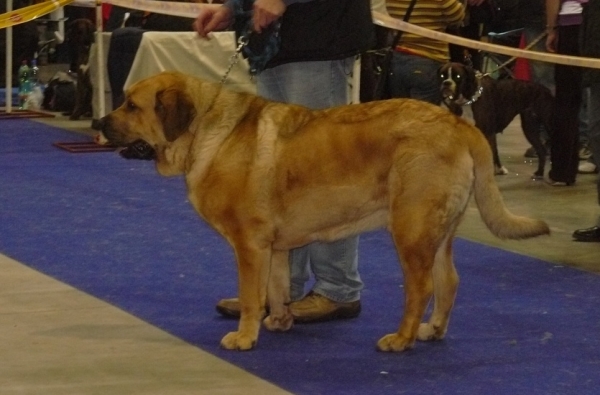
30 58 40 88
18 60 31 109
28 58 44 110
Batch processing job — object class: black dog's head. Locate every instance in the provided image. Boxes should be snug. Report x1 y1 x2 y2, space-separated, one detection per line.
438 62 480 116
66 18 96 68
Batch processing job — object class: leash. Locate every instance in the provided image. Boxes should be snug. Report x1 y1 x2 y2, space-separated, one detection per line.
220 35 248 84
482 31 548 78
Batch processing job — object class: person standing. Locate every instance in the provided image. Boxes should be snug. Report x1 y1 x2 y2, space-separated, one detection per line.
573 0 600 242
519 0 555 159
545 0 587 186
193 0 374 321
385 0 465 105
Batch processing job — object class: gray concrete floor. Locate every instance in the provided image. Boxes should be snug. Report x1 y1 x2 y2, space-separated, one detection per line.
1 81 599 393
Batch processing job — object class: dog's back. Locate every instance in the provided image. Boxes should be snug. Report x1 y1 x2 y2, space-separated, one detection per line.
481 78 553 134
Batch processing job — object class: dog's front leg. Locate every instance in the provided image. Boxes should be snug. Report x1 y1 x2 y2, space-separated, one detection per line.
220 245 271 351
263 249 293 332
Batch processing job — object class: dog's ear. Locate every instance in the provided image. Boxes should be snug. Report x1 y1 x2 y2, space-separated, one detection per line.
437 64 447 80
155 88 196 142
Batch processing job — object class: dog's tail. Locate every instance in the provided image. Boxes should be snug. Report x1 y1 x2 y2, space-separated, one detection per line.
468 127 550 240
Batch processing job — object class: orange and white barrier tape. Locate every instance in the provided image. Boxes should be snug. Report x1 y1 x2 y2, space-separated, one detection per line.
3 0 600 69
372 11 600 69
104 0 212 18
0 0 75 30
98 3 600 69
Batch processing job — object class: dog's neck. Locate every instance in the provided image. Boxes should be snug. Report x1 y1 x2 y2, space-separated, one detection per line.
461 71 484 105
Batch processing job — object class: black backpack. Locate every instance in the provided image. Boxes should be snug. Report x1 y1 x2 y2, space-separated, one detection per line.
42 72 77 113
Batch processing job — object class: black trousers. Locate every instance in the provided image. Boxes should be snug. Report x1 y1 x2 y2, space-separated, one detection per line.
106 27 145 110
549 25 582 184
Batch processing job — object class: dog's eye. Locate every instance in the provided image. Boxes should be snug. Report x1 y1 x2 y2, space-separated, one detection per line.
127 101 137 111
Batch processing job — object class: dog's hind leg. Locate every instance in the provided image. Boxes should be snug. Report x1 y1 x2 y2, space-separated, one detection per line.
417 229 459 341
263 249 293 332
377 202 442 352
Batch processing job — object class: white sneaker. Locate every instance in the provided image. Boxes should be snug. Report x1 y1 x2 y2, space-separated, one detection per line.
579 146 592 160
578 161 598 174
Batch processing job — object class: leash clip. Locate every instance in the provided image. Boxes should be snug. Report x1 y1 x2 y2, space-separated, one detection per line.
220 35 249 84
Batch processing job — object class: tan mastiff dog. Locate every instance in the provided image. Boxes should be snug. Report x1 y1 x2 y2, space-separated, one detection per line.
100 71 550 352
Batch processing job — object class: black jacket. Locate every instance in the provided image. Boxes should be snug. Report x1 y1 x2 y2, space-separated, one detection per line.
267 0 374 68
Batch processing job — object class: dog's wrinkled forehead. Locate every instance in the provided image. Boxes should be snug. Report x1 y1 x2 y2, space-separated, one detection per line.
440 64 464 82
126 78 165 105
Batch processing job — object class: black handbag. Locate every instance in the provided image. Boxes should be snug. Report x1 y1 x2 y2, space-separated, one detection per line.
231 0 281 75
360 0 418 103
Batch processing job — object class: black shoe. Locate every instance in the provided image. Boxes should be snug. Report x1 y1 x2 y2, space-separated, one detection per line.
524 146 537 158
572 226 600 242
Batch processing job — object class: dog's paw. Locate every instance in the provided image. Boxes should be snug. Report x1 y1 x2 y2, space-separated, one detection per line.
263 313 293 332
417 323 446 341
94 132 109 146
376 333 415 352
495 166 509 175
220 331 257 351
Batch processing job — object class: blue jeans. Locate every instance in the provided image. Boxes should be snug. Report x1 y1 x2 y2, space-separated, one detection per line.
257 57 363 303
387 51 442 105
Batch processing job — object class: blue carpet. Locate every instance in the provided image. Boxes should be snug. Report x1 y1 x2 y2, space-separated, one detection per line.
1 119 599 394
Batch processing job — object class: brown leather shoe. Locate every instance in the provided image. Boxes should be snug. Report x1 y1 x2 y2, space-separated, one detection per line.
290 292 361 323
215 297 242 318
216 297 271 318
215 292 361 323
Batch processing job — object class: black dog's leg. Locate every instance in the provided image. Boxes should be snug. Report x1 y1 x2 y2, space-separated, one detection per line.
487 133 508 175
520 111 547 179
69 66 92 120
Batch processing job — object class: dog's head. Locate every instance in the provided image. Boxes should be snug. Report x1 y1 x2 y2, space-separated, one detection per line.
438 62 480 115
66 18 96 67
99 72 198 174
438 62 459 101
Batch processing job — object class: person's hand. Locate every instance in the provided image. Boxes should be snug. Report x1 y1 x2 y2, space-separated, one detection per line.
467 0 486 6
253 0 286 33
193 5 233 38
545 29 558 53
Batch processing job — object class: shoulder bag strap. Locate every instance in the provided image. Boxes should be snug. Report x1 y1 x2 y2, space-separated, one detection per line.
391 0 419 48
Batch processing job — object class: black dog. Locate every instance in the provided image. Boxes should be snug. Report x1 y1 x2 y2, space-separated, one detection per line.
65 18 95 120
439 62 553 179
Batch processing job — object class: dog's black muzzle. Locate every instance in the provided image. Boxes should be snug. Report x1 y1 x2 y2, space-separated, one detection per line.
98 115 156 161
